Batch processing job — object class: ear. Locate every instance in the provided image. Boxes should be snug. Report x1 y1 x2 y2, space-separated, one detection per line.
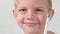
49 9 54 21
12 9 17 18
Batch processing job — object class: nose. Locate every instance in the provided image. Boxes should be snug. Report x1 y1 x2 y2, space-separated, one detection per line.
25 10 36 21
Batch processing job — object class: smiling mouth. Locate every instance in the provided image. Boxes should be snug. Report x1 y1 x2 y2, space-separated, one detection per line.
23 22 40 26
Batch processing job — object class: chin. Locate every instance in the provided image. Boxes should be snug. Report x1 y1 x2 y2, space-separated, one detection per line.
22 25 40 33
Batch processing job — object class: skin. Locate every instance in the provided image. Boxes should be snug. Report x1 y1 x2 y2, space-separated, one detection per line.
13 0 54 34
47 31 55 34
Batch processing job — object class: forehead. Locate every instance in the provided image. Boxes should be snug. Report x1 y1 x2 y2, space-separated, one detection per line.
15 0 48 8
16 0 48 3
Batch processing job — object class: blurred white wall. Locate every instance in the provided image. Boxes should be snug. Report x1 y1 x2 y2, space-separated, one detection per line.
0 0 60 34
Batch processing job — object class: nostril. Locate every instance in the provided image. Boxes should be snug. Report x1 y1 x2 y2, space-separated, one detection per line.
27 17 34 21
25 15 35 20
25 12 36 21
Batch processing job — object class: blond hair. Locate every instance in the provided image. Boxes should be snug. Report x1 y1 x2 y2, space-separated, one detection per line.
15 0 52 10
48 0 52 10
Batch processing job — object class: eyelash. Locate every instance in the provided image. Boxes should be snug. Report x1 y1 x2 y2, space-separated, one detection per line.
19 9 27 11
18 8 43 14
36 9 43 11
35 9 43 14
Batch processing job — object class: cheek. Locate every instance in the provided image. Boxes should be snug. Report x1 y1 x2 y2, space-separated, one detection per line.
37 15 47 28
16 14 24 27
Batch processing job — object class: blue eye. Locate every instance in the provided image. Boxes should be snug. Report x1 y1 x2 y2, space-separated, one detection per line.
35 9 43 14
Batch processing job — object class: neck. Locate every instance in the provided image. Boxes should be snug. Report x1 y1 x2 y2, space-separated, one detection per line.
24 31 43 34
24 33 39 34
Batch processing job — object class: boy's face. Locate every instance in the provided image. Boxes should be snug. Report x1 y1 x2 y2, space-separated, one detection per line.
13 0 54 34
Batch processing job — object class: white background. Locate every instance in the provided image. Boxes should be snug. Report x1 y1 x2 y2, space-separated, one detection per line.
0 0 60 34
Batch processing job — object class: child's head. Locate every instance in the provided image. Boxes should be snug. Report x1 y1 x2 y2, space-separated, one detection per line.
13 0 54 34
